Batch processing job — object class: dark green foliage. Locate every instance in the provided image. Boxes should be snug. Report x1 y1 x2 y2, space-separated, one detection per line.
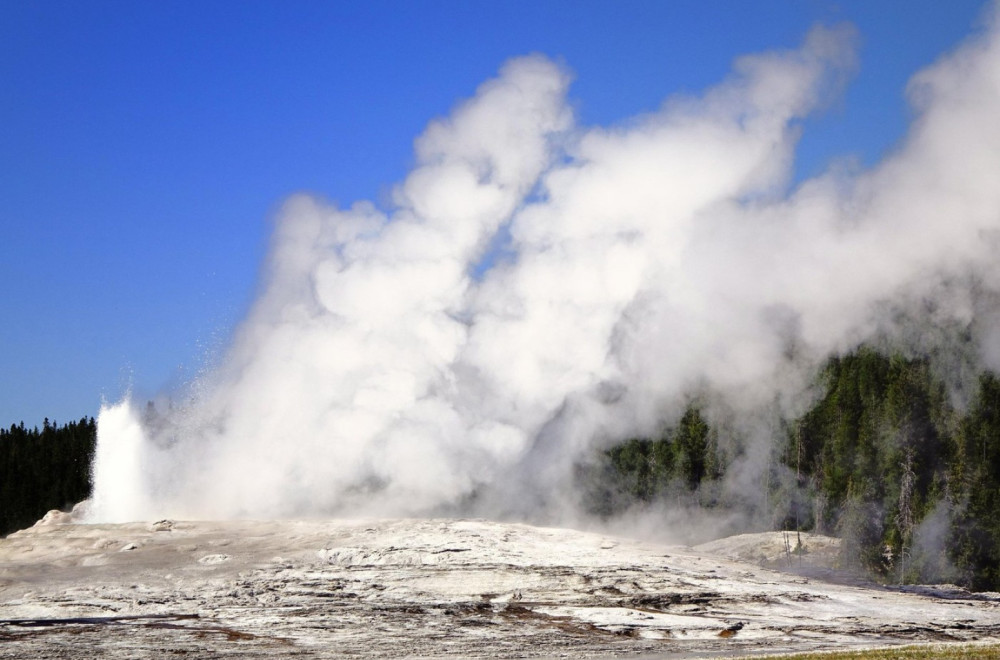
593 348 1000 591
586 405 722 515
0 417 96 537
794 351 958 579
675 406 715 489
948 373 1000 590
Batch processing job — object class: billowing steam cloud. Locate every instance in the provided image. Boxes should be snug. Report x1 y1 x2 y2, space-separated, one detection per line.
90 8 1000 523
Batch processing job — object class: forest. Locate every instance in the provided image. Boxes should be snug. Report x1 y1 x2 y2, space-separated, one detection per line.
3 348 1000 591
0 417 95 537
585 348 1000 591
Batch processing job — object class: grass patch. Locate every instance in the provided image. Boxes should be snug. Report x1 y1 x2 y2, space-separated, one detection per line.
733 642 1000 659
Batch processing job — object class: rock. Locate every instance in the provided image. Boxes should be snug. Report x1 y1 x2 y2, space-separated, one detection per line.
34 510 73 526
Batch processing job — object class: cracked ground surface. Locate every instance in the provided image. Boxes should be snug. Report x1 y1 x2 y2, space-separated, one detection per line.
2 518 1000 658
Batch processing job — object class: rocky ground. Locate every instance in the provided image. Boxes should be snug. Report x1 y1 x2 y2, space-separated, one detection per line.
2 516 999 658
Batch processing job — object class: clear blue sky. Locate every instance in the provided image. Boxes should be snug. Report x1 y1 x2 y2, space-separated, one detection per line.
0 0 990 427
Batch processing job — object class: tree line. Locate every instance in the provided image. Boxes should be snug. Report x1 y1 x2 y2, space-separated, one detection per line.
586 347 1000 591
0 417 95 537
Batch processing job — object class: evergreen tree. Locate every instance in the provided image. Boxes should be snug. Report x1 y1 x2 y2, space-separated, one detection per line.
0 417 96 536
591 346 1000 590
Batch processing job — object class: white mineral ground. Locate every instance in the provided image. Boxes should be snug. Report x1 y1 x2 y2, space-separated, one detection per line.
2 511 999 658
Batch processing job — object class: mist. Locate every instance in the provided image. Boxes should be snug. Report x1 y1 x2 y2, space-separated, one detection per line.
90 7 1000 526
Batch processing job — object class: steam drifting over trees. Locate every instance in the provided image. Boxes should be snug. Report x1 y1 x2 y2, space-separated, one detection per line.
593 349 1000 591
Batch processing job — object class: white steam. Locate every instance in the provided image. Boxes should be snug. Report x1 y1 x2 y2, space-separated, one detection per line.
90 10 1000 523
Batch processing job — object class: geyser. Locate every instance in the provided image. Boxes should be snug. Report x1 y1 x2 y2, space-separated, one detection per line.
90 8 1000 523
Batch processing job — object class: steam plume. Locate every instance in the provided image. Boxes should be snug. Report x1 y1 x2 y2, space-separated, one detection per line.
90 10 1000 523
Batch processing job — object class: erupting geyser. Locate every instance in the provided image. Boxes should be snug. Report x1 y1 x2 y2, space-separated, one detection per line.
90 8 1000 523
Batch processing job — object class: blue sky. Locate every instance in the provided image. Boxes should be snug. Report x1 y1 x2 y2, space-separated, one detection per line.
0 0 991 426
